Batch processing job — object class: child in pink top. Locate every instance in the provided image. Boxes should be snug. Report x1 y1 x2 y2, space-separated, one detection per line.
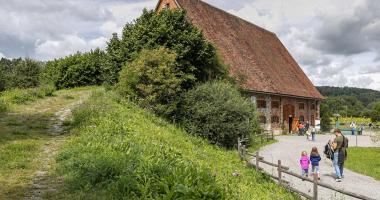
300 151 310 177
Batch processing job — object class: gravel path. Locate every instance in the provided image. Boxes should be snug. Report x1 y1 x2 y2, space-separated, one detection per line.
25 91 91 200
254 135 380 200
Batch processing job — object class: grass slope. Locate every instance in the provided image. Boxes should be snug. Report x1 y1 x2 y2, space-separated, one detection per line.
0 87 94 199
345 147 380 180
55 90 298 199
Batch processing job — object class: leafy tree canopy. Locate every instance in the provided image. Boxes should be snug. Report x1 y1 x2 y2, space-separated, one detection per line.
118 9 227 89
0 58 42 91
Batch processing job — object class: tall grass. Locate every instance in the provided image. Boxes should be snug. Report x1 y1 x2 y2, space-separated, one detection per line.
0 85 55 105
56 90 298 199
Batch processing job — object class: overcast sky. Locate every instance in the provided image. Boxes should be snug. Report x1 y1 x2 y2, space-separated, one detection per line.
0 0 379 90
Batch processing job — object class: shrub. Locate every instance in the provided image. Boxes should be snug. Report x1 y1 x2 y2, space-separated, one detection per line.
0 98 7 113
40 49 108 89
0 86 56 105
117 47 183 117
179 81 259 148
0 58 42 91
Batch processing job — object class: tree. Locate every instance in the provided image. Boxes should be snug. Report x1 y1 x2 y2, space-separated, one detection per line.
103 33 125 85
116 9 227 89
370 101 380 122
178 81 259 148
0 58 42 90
320 103 332 132
117 47 183 117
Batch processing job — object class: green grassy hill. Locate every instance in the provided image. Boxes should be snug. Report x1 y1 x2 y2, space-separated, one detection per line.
55 90 298 199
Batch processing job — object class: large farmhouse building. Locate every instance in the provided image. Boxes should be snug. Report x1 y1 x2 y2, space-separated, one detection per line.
156 0 325 134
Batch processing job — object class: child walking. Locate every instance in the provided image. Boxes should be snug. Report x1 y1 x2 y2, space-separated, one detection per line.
300 151 310 178
310 147 321 180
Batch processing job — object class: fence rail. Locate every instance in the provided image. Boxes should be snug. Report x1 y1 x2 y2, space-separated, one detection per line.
238 140 376 200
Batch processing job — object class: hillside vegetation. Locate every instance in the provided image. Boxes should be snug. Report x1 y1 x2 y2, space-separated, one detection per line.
317 86 380 106
55 90 298 199
317 86 380 130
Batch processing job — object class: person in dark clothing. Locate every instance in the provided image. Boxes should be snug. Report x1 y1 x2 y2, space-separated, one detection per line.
310 147 321 180
305 121 310 132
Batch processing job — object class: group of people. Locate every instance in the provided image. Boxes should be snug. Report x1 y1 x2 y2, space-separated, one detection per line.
298 121 317 141
299 129 348 182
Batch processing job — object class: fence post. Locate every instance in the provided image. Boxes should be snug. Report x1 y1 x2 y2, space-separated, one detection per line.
242 144 246 159
278 160 282 185
256 151 260 171
313 174 318 200
238 138 242 160
272 131 274 140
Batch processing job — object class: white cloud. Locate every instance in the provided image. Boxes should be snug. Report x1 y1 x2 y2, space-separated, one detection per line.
0 0 379 90
0 51 5 58
35 35 107 60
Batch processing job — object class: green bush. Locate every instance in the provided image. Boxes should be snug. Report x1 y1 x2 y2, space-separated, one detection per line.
0 58 42 91
0 98 7 113
40 49 108 89
55 90 297 199
0 86 56 105
117 47 183 117
179 81 259 148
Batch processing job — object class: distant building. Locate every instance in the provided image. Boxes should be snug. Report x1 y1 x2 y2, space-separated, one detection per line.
156 0 325 134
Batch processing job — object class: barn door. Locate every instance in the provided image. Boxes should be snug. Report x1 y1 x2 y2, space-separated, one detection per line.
283 104 295 133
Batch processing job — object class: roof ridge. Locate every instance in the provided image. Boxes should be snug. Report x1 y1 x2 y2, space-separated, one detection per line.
194 0 276 36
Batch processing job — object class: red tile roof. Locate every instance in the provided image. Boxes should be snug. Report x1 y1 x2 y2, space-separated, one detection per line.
159 0 325 99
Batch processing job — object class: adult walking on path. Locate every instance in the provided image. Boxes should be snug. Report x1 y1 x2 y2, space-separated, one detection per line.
256 135 380 199
350 121 356 135
331 129 347 182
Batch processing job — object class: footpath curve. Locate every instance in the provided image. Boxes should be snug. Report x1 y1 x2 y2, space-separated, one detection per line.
255 135 380 200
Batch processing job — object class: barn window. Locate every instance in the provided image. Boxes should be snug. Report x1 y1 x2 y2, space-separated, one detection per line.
311 104 316 110
259 116 267 124
299 103 305 110
257 100 266 108
299 115 305 122
271 101 280 109
271 116 279 123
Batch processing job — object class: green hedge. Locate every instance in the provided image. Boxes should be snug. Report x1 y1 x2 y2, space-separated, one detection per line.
179 81 259 148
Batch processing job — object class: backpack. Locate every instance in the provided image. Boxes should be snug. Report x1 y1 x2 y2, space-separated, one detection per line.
324 142 334 160
341 136 349 160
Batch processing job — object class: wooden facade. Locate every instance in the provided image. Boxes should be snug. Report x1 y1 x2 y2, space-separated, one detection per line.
251 93 320 134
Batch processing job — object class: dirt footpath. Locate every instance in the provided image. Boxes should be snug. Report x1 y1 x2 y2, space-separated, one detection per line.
254 135 380 200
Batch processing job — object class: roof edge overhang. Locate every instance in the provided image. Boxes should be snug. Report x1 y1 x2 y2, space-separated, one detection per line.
155 0 181 11
242 89 326 101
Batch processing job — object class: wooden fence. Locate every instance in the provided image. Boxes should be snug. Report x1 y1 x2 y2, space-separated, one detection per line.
250 130 274 145
238 140 376 200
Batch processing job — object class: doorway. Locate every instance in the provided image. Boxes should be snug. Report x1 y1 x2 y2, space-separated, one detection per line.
283 104 295 133
288 116 293 133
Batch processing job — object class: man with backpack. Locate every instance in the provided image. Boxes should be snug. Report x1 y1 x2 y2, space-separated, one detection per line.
332 129 348 182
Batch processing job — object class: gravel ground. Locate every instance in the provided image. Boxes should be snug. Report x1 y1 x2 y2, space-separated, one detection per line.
253 135 380 200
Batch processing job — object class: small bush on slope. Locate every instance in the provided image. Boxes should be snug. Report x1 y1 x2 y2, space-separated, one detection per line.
0 85 55 105
0 98 7 113
117 47 183 117
179 81 259 148
56 90 298 199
